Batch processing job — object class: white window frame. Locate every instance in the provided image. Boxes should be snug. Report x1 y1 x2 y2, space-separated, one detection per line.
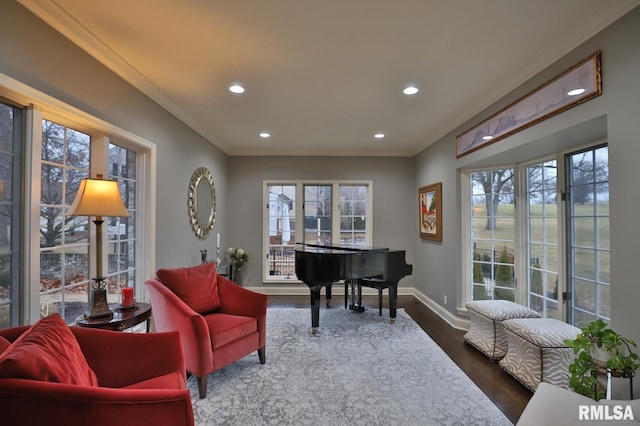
262 180 373 283
0 73 156 325
460 144 606 325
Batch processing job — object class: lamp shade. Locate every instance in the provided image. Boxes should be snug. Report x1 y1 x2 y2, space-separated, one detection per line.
68 176 130 218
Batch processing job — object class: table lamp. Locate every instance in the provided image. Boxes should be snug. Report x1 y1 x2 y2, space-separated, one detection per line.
68 174 130 318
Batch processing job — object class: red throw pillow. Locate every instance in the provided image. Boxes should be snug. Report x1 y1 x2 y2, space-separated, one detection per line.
0 314 98 386
0 336 10 354
157 263 221 314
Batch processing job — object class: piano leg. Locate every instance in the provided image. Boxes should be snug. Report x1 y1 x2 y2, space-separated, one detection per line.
325 284 332 306
310 287 322 334
389 282 398 324
344 281 348 309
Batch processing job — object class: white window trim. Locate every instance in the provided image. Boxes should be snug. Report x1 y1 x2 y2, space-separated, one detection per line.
460 164 519 308
1 72 156 324
460 145 603 321
262 180 373 284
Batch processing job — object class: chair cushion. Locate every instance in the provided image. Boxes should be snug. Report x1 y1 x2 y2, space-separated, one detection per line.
0 314 98 386
204 313 257 350
157 262 221 314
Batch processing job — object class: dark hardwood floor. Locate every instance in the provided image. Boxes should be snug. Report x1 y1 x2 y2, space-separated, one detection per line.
267 294 532 424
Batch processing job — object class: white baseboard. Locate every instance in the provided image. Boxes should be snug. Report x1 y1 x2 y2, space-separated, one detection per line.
246 285 470 331
411 288 470 331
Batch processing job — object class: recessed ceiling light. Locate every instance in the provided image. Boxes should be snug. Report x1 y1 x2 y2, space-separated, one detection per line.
229 84 245 94
374 133 385 139
567 88 586 96
482 135 494 140
403 86 419 95
259 132 270 138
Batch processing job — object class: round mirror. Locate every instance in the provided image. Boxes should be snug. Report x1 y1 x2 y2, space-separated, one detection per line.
188 167 216 239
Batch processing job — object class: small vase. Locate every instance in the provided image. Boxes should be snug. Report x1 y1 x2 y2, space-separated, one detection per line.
232 266 245 286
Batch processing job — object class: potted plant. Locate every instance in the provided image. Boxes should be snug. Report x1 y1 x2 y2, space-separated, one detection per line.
226 247 251 285
563 319 640 400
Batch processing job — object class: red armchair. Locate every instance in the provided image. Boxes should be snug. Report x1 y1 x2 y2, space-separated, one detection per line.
0 324 194 426
146 263 267 398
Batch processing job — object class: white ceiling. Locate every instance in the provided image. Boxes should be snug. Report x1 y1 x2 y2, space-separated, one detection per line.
19 0 640 157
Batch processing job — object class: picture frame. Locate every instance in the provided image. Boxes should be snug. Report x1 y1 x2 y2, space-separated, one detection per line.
419 182 442 241
456 51 602 158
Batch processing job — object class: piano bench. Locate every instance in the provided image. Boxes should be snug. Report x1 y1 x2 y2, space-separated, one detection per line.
357 277 389 316
464 300 540 361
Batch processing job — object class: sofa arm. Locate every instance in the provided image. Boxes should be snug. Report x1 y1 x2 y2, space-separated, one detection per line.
72 328 186 388
218 276 267 317
146 279 213 377
218 276 268 347
0 379 194 426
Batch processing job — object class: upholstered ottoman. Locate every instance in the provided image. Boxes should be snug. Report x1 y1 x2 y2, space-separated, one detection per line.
464 300 540 361
499 318 580 391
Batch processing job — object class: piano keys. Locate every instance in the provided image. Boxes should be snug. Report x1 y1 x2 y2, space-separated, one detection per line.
294 242 412 333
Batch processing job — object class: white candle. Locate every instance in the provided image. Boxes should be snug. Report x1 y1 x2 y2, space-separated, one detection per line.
217 233 220 249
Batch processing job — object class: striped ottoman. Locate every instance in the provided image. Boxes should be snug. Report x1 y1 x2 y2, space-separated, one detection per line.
499 318 580 391
464 300 540 361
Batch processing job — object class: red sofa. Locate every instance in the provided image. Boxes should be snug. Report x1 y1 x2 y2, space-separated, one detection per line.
146 263 267 398
0 323 194 426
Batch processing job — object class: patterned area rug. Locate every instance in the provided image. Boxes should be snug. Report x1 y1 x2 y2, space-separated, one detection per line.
188 308 512 425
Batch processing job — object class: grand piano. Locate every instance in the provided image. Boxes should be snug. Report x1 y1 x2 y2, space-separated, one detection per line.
295 242 412 333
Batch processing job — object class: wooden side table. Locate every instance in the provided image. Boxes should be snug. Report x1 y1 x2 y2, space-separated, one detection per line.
76 303 152 332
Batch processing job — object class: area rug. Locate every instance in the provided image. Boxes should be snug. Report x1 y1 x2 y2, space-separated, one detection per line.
188 308 512 425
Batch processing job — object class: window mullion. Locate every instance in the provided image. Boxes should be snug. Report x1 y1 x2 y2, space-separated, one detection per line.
332 183 340 245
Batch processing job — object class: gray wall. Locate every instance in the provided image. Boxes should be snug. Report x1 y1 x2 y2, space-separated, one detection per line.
227 156 415 288
415 5 640 366
0 1 229 271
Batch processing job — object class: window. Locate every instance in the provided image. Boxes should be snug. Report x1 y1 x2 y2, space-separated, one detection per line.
0 101 22 327
39 120 91 323
339 185 368 247
526 160 560 319
37 122 146 325
469 169 516 301
266 184 296 280
107 143 137 296
304 185 331 245
463 144 610 326
263 181 372 282
566 145 610 327
0 79 155 328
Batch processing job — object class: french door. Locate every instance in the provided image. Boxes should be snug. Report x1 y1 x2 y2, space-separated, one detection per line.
566 145 610 327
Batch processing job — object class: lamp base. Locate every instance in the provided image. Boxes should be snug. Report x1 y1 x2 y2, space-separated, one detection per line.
85 286 113 319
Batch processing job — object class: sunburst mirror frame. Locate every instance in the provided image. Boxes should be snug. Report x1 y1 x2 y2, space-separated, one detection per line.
187 166 216 239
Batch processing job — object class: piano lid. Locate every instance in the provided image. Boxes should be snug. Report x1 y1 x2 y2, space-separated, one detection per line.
295 242 389 253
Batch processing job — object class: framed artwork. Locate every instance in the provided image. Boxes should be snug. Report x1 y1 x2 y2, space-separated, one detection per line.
419 182 442 241
456 51 602 158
